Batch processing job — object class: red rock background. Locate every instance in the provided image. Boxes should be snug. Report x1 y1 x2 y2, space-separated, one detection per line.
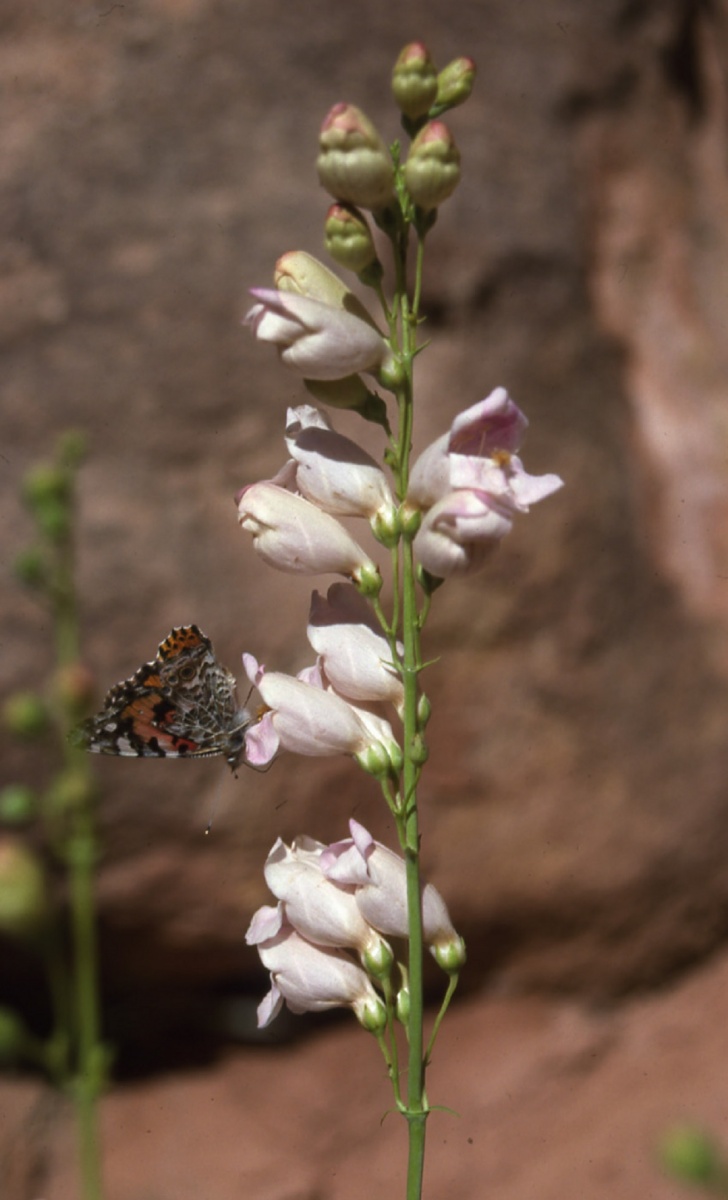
2 0 728 1196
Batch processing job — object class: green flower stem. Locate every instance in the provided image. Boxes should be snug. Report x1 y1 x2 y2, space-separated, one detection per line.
424 972 459 1066
68 818 104 1200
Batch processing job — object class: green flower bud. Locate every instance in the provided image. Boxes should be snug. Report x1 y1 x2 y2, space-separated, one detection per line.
0 1007 31 1066
22 464 70 511
377 354 406 393
356 741 396 779
355 992 388 1034
0 784 38 826
304 374 372 411
3 692 49 739
404 121 461 212
58 429 87 469
410 732 429 766
317 103 396 212
353 561 383 598
417 693 432 728
434 56 477 113
14 547 47 589
399 502 422 538
432 933 467 974
392 42 438 120
324 203 379 274
370 504 400 548
659 1126 724 1186
395 983 410 1025
0 840 49 941
362 936 394 981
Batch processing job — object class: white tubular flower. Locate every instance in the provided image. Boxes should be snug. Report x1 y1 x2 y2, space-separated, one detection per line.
247 915 386 1030
321 819 463 960
406 387 563 578
242 655 397 767
307 583 404 712
262 835 388 958
236 477 377 580
285 405 395 521
245 287 390 381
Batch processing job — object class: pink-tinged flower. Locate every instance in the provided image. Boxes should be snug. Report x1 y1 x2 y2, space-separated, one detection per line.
260 835 388 958
237 477 377 579
285 405 395 521
246 913 386 1029
317 103 396 211
320 819 462 958
245 288 390 381
406 387 563 576
307 583 404 712
242 655 398 766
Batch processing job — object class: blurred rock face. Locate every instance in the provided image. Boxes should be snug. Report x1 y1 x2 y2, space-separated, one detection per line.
2 0 728 1012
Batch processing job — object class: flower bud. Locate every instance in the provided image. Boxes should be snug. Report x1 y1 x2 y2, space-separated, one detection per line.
410 732 429 766
317 103 396 211
14 547 46 589
0 784 38 825
304 374 372 411
404 121 461 212
434 56 477 112
362 936 394 981
0 840 49 941
355 740 398 779
324 203 379 275
432 933 467 974
416 693 432 727
370 503 400 548
355 991 388 1033
395 983 410 1024
659 1126 724 1186
3 692 49 739
392 42 438 120
353 560 383 597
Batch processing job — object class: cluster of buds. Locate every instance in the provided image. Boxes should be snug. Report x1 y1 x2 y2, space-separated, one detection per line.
246 820 465 1028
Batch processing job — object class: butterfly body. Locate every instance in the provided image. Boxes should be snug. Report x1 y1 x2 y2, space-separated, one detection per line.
71 625 249 770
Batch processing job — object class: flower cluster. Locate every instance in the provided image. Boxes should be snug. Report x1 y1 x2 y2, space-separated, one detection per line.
246 820 464 1028
234 46 562 1151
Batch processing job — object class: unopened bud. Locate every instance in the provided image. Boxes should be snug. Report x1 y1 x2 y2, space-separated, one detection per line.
3 692 49 739
304 374 370 411
51 663 96 716
395 983 410 1024
410 732 429 766
324 203 379 275
370 503 400 548
0 785 38 825
392 42 438 120
432 933 467 974
377 354 406 393
317 103 396 212
353 561 383 598
434 56 477 113
659 1126 724 1186
356 741 396 779
404 121 461 212
362 935 394 981
417 693 432 728
355 992 388 1034
0 840 49 941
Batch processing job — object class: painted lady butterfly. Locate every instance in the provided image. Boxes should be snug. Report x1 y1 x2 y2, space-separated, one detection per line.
71 625 250 771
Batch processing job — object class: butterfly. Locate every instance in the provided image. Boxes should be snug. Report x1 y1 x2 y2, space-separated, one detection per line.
70 625 251 771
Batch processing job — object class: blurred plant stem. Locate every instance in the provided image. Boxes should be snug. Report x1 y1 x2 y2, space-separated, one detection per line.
8 432 107 1200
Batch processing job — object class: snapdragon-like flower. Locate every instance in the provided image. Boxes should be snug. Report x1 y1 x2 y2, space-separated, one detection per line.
242 655 398 767
320 819 465 967
236 470 378 580
406 387 563 577
307 583 404 712
245 288 390 381
285 405 395 521
246 913 386 1030
259 835 390 962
